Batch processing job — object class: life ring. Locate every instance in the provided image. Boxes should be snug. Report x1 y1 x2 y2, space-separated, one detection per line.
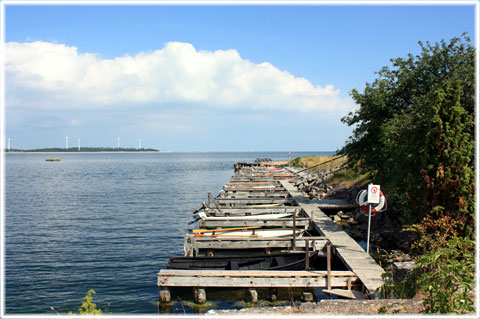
357 189 386 214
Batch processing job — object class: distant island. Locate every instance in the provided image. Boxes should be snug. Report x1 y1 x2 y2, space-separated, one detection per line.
6 147 159 152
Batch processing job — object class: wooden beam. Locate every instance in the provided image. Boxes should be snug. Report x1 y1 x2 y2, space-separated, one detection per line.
199 218 310 229
158 269 360 288
184 234 327 251
206 207 298 215
214 198 293 205
279 180 385 297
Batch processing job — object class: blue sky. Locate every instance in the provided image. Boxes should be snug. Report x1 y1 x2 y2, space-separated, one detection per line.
2 2 477 151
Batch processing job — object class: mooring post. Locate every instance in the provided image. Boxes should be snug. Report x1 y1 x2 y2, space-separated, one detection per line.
302 291 314 302
292 209 297 251
246 288 258 303
193 288 206 304
159 287 171 304
327 242 332 291
305 239 310 270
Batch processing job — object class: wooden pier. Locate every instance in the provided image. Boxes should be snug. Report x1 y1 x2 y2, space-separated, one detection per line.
158 159 385 305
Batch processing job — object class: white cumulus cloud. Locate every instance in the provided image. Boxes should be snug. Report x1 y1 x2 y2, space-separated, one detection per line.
5 41 352 113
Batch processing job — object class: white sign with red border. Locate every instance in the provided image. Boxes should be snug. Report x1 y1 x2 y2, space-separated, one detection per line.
367 184 381 204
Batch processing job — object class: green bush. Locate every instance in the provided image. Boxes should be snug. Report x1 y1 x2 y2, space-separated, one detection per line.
416 236 474 314
69 289 102 315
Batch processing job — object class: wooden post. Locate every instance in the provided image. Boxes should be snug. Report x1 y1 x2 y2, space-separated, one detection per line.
193 288 206 304
246 288 258 303
159 287 171 303
327 242 332 291
292 209 297 251
302 291 314 302
305 239 310 270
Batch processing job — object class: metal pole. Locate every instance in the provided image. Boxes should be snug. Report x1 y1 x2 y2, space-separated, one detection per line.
366 203 372 254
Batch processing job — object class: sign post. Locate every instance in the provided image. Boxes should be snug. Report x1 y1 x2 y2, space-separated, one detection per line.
366 184 380 254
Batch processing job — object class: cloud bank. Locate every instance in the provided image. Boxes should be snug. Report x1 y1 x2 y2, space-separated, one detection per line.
5 41 352 113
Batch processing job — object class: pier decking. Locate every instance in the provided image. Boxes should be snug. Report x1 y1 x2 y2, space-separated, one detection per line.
158 160 385 305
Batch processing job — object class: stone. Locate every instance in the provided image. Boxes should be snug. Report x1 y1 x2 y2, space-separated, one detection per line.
270 288 278 302
393 261 416 282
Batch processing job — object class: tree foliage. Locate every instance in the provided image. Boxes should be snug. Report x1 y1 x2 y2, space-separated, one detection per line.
341 34 475 314
340 34 475 230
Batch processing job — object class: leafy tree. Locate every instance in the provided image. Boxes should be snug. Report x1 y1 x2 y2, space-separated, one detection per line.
340 34 475 226
341 34 475 314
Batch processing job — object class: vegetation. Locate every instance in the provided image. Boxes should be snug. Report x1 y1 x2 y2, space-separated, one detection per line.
327 167 370 187
290 155 336 168
74 289 102 315
416 237 475 313
339 34 475 313
50 289 104 315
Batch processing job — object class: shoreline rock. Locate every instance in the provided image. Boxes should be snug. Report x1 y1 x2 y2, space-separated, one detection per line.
207 299 425 315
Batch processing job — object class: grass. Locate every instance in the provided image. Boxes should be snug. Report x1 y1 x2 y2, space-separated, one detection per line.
290 155 338 170
290 155 370 186
327 167 371 187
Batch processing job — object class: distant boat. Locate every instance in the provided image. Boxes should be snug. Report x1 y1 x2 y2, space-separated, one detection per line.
45 157 61 162
198 212 292 220
167 251 319 270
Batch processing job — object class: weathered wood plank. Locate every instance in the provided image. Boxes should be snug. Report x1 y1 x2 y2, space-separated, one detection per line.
205 207 298 215
223 187 286 192
158 270 360 288
280 180 385 297
220 192 290 198
159 269 355 277
199 218 310 228
214 198 293 205
184 234 327 251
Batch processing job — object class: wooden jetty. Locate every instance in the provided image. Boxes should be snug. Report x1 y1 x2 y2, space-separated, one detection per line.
158 159 385 305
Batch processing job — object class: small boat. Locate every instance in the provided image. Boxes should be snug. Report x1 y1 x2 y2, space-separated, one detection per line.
167 251 319 270
198 212 292 221
45 157 61 162
193 228 303 238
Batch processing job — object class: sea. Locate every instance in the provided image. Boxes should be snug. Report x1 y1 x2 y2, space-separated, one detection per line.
4 151 335 314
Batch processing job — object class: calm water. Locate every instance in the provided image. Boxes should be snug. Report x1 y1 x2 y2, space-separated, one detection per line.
5 151 333 314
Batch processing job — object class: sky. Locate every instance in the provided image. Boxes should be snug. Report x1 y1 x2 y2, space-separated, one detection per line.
2 1 477 151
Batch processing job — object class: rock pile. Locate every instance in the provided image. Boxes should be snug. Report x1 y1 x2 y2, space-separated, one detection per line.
295 172 416 267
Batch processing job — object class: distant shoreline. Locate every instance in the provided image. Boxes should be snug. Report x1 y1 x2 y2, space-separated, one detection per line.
5 151 165 154
4 147 160 153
